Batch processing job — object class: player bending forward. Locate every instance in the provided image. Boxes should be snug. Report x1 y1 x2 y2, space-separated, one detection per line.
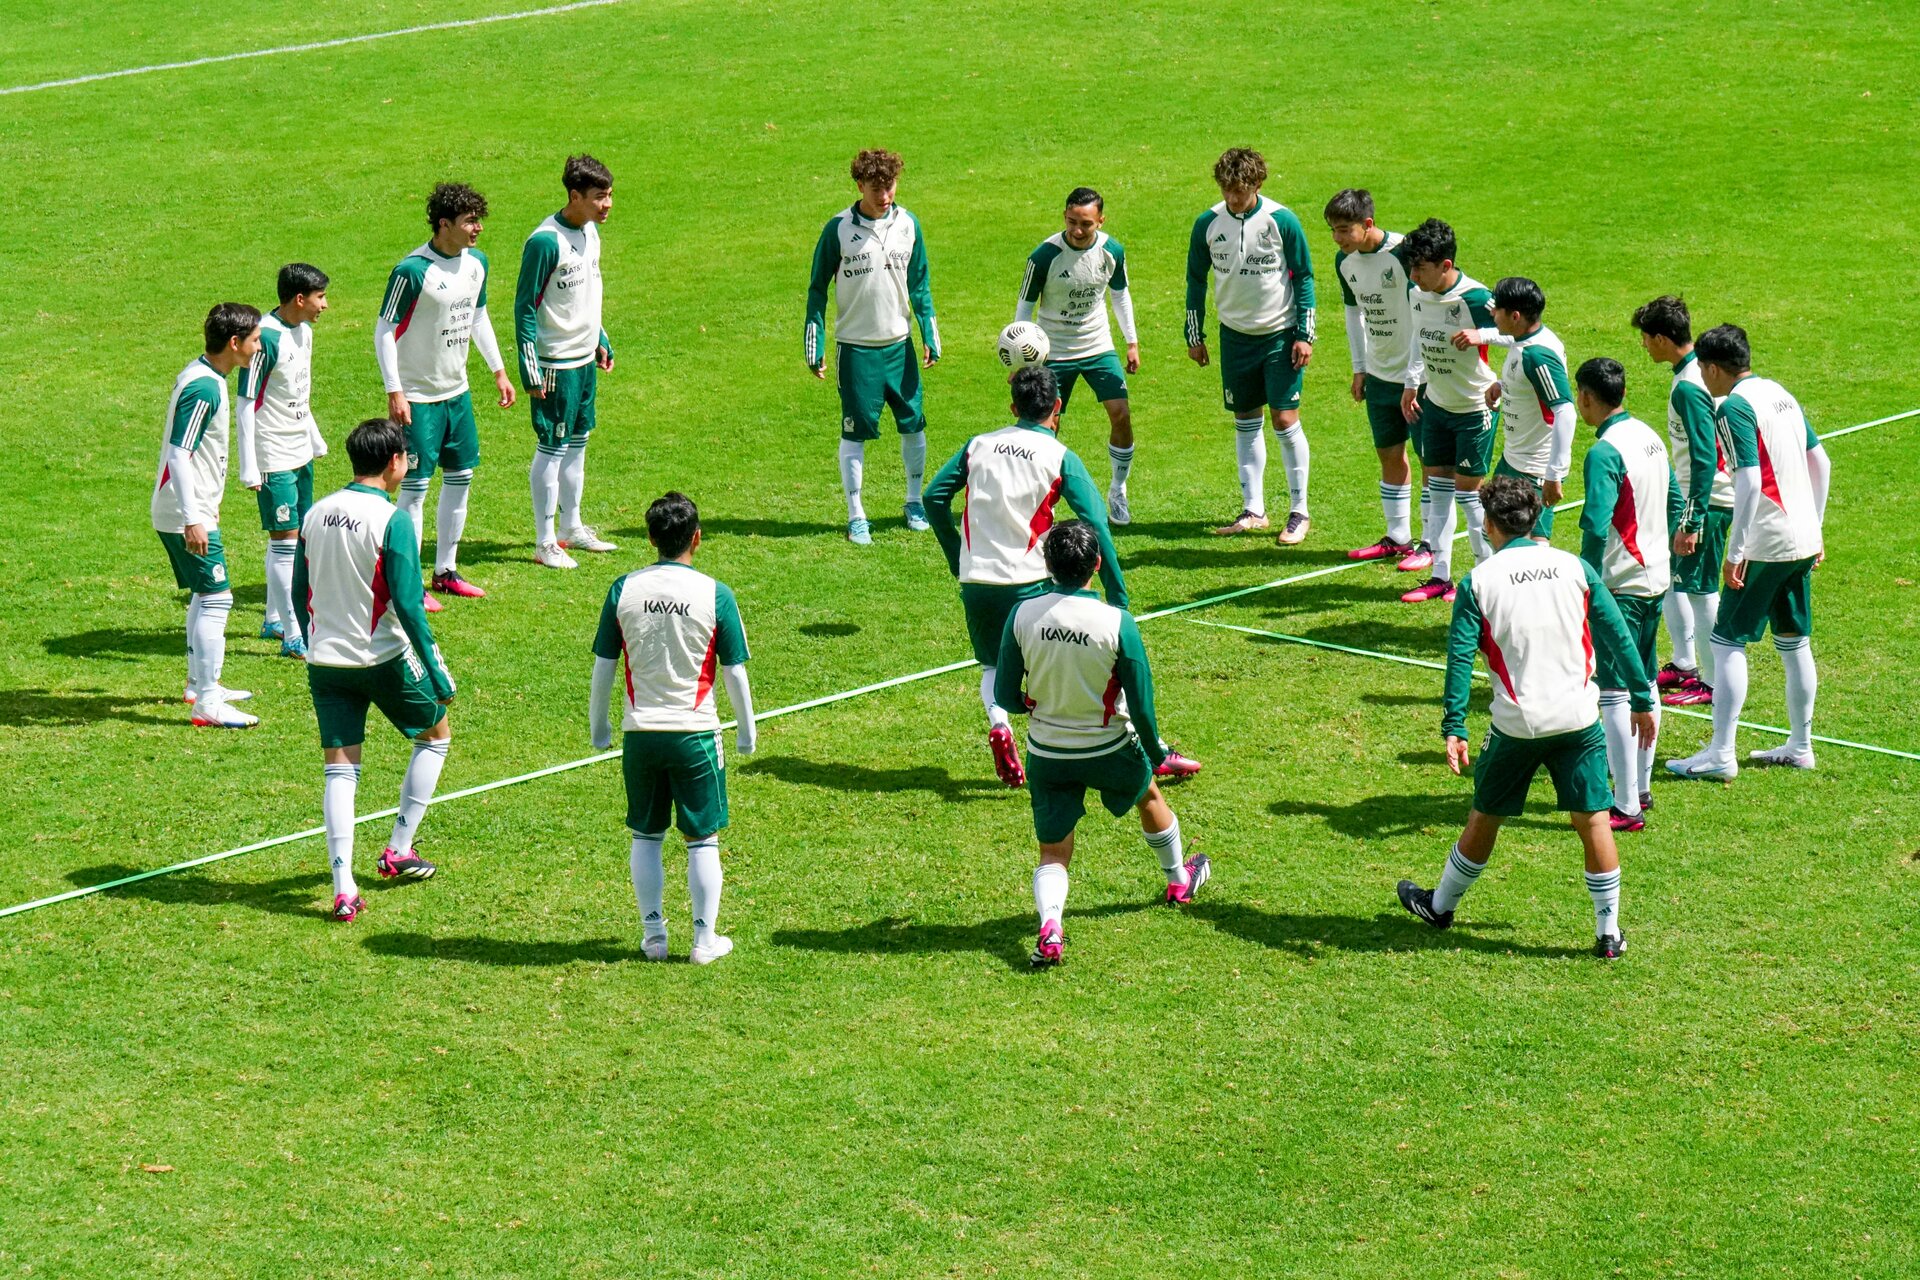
998 522 1211 969
1668 325 1829 780
591 493 755 964
152 302 261 728
1397 475 1654 959
294 419 457 922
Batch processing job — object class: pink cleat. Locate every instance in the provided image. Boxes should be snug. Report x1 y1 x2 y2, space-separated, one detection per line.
422 592 444 614
332 893 366 922
1400 577 1455 604
377 846 437 880
1663 677 1712 706
1655 661 1693 690
431 570 486 599
1030 919 1064 968
989 725 1026 788
1396 543 1434 573
1350 537 1416 562
1164 853 1212 904
1608 807 1646 833
1154 747 1202 779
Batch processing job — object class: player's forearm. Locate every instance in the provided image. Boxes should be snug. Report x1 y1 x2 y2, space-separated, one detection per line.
1440 589 1480 738
590 656 617 747
1807 445 1831 524
992 638 1027 714
1109 288 1138 347
1727 466 1761 561
374 321 404 394
1183 268 1208 347
1586 569 1653 705
385 520 454 697
1343 306 1366 372
722 663 756 753
1547 403 1576 482
1013 297 1035 324
470 305 505 374
163 444 205 525
1115 654 1165 767
235 399 261 484
289 539 310 642
513 304 542 387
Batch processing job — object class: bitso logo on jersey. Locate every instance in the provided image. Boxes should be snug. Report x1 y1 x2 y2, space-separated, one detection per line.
997 321 1050 370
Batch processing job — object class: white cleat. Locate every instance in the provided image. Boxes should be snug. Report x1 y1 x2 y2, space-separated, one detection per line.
183 684 253 705
1749 744 1817 770
191 699 259 729
560 525 617 553
534 541 578 570
641 934 669 962
1108 489 1131 526
1666 749 1738 781
689 935 734 966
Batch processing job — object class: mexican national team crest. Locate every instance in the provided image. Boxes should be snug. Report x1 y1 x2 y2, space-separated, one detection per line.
1448 304 1461 321
276 503 292 524
1382 267 1396 286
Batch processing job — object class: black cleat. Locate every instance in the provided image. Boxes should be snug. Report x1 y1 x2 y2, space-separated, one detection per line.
1593 932 1627 960
1397 879 1454 929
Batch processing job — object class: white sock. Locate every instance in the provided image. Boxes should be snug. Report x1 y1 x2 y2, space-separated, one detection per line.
980 667 1009 731
1585 867 1622 940
1143 816 1187 886
1638 688 1661 795
838 439 867 522
530 446 564 546
397 478 430 555
1271 420 1310 515
1431 843 1484 913
629 832 666 940
901 432 927 505
1108 443 1134 493
435 469 472 574
687 835 723 945
1380 480 1413 545
1663 591 1696 673
184 594 202 693
1775 635 1817 753
1708 638 1747 759
558 440 588 531
192 590 233 698
388 735 449 852
265 540 296 629
1456 488 1489 564
1033 862 1069 928
1233 416 1267 516
1599 690 1638 814
323 763 360 897
1427 478 1457 580
1691 594 1720 688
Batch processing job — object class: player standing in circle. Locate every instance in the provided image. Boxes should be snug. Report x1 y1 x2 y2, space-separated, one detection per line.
375 181 515 611
517 154 617 570
998 521 1211 969
1486 277 1575 538
1325 189 1418 563
153 302 261 728
804 148 941 546
238 263 330 658
293 419 456 922
1015 187 1140 525
591 493 755 964
1397 476 1653 959
1667 325 1830 780
1185 147 1316 545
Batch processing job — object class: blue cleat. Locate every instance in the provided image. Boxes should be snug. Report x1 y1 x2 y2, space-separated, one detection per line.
260 619 285 641
847 518 872 546
903 502 930 532
280 636 309 660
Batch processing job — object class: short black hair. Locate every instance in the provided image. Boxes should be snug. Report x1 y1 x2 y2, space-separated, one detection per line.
203 302 261 353
1010 365 1059 421
426 181 488 233
564 154 613 195
346 418 407 476
277 263 329 304
1401 217 1457 269
1695 323 1751 374
1042 521 1100 589
1323 188 1374 224
646 491 700 558
1065 186 1103 212
1481 474 1543 539
1631 294 1691 346
1492 276 1546 321
1576 357 1627 408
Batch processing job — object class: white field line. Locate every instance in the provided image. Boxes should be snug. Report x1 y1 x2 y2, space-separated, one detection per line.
0 1 623 97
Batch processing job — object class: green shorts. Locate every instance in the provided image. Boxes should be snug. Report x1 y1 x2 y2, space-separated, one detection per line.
1713 556 1815 646
1052 350 1128 411
624 729 728 839
1220 326 1305 416
256 462 315 533
1363 374 1410 449
529 363 598 448
1492 456 1555 538
406 393 481 478
1416 393 1498 476
1596 591 1662 690
157 528 230 594
1026 737 1155 845
837 339 925 441
1673 507 1733 596
309 653 446 749
961 580 1050 667
1472 721 1612 818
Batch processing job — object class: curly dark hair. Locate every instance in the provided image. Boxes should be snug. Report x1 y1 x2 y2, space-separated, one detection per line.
1213 147 1267 191
426 181 488 233
1400 217 1457 269
1481 474 1544 539
850 149 904 187
1631 294 1691 346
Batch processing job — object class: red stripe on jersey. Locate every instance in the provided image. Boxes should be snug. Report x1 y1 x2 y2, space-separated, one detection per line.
1755 432 1785 507
1536 396 1553 428
1612 477 1646 565
393 297 419 341
621 638 635 709
1477 343 1490 364
1027 476 1065 551
1478 615 1518 702
1581 589 1595 681
1101 672 1123 726
369 553 391 635
695 628 719 709
961 489 970 548
159 464 170 487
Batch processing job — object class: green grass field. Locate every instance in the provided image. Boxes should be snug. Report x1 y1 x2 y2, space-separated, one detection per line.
4 1 1919 1274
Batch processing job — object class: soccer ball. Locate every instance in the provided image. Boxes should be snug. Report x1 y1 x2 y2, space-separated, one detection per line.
996 321 1050 371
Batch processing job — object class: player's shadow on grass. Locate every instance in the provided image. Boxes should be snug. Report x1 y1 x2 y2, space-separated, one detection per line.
1127 544 1353 573
440 539 521 566
743 755 1003 802
1190 903 1586 960
1269 792 1558 839
43 629 183 661
0 689 178 727
63 865 328 918
799 622 862 638
614 517 844 541
772 902 1153 971
361 932 638 966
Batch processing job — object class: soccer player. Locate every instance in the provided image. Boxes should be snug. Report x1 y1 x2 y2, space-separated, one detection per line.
1014 186 1139 524
590 493 756 964
152 302 261 728
1668 325 1830 780
1185 147 1316 545
1396 475 1654 959
237 263 330 658
804 148 941 546
1325 189 1417 562
292 419 456 922
1633 295 1732 707
1398 219 1498 604
1573 358 1675 831
996 521 1211 968
517 154 617 569
375 181 516 609
1487 277 1574 540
